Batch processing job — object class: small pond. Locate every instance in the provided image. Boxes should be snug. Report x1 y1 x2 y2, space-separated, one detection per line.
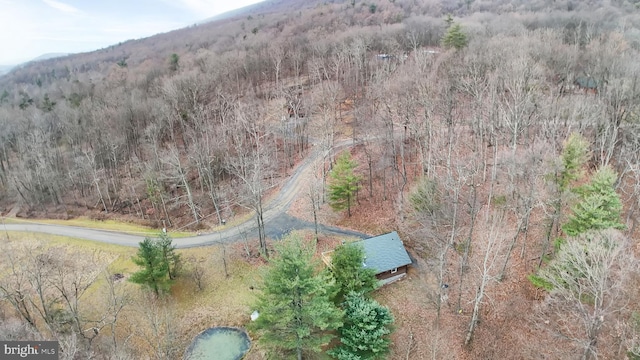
184 327 251 360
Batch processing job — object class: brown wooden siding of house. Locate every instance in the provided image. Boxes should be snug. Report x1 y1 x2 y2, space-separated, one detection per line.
375 265 408 280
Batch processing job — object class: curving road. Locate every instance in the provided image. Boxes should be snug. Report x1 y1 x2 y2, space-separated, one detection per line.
1 138 371 248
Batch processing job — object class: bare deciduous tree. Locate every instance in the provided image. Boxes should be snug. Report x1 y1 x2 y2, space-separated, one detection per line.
135 294 181 360
99 270 133 360
186 255 207 291
224 102 276 256
0 242 129 358
536 230 637 359
464 208 506 346
162 145 200 227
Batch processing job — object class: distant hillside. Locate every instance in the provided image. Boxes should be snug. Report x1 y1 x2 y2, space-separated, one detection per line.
0 65 13 76
0 0 343 87
1 0 637 89
29 53 69 62
0 53 68 78
201 0 317 23
200 1 267 23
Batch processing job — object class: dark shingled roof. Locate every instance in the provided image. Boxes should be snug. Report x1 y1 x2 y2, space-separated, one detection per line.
575 76 599 89
354 231 412 274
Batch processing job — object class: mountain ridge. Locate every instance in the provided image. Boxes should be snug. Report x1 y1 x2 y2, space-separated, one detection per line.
29 52 70 62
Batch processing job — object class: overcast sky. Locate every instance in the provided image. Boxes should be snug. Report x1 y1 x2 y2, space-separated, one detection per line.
0 0 264 65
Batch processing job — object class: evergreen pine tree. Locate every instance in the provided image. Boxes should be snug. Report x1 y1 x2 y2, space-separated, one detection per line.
156 233 181 280
129 237 171 295
168 53 179 72
441 23 468 50
558 133 590 192
329 292 394 360
330 243 378 303
253 234 343 360
328 152 361 217
444 14 454 26
563 165 625 236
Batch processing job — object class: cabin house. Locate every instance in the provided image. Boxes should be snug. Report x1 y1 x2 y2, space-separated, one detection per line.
574 76 599 94
376 53 394 60
323 231 413 285
359 231 412 283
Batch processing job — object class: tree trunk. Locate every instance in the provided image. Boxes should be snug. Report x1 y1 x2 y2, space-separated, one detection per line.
464 286 483 346
222 244 228 278
94 179 108 213
498 206 529 281
457 183 477 311
181 173 199 225
368 152 373 198
203 167 223 225
257 197 267 257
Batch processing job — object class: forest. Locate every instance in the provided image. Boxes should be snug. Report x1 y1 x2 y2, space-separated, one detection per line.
1 0 640 358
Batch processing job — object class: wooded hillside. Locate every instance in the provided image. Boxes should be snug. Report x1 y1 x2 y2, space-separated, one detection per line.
1 0 640 358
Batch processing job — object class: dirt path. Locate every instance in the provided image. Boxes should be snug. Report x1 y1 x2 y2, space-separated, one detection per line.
0 138 371 248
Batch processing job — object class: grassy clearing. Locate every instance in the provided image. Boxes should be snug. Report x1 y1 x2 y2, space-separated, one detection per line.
0 230 262 356
173 247 261 339
2 216 194 238
0 231 137 324
0 231 259 318
1 231 138 285
3 230 134 256
174 246 261 311
0 230 355 359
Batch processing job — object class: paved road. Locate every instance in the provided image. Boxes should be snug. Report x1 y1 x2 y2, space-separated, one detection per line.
1 138 371 248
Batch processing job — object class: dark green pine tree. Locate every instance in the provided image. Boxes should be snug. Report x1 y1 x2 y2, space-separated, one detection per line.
330 243 378 304
329 292 394 360
252 234 343 360
328 152 361 217
168 53 179 72
441 23 468 50
129 237 171 295
156 233 181 280
562 165 625 237
558 133 589 192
